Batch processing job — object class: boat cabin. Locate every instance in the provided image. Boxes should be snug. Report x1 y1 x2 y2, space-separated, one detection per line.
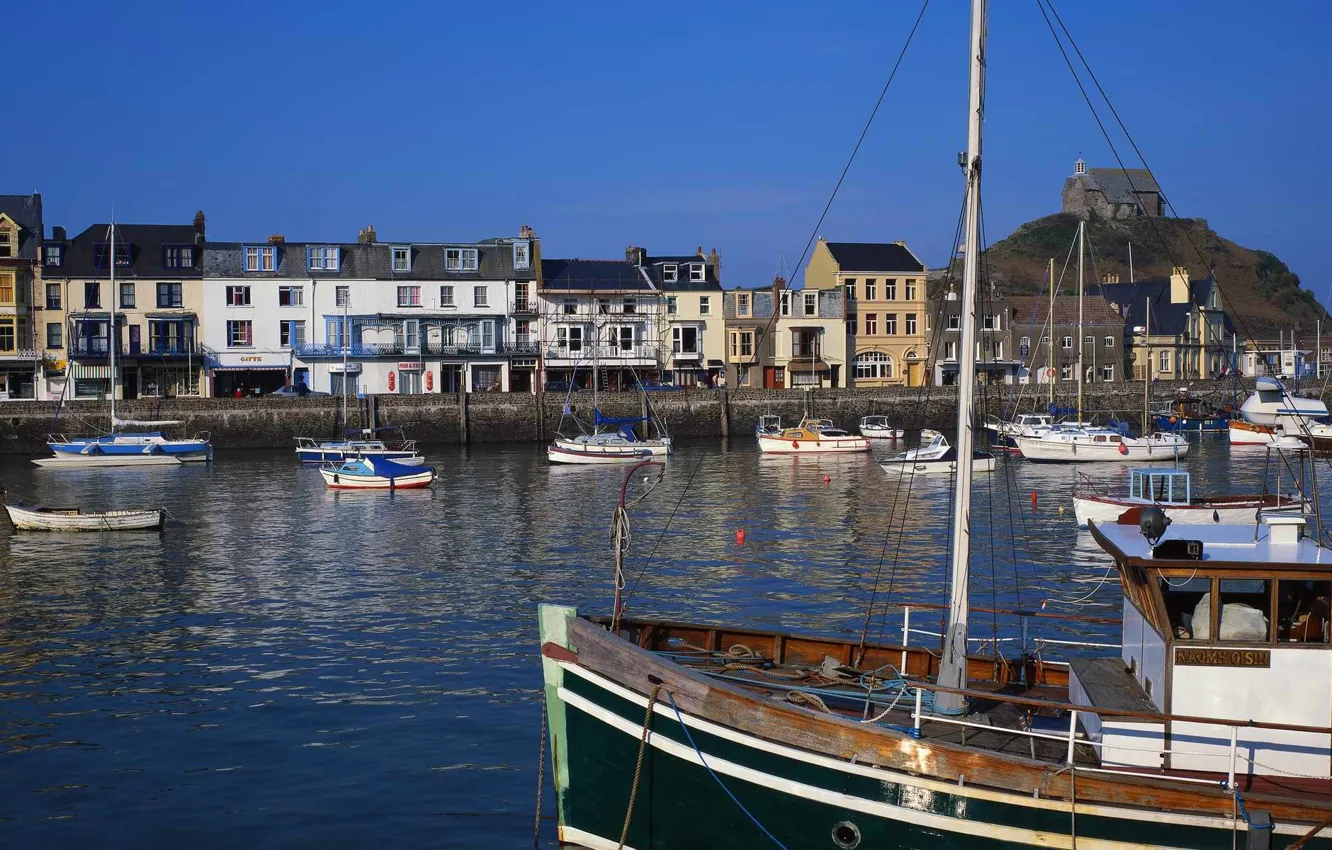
1085 515 1332 779
1128 467 1190 504
755 415 782 435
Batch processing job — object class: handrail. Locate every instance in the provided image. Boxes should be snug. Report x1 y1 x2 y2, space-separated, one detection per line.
884 600 1120 626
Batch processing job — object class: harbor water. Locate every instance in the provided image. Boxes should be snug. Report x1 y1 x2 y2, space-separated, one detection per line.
0 436 1318 846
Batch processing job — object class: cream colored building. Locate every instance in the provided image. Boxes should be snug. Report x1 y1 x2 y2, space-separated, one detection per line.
804 238 928 386
772 287 849 388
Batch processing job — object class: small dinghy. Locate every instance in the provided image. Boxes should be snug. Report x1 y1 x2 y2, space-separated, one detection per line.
5 505 165 531
319 456 436 490
879 429 995 475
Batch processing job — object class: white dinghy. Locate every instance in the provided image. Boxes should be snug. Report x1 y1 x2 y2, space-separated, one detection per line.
5 505 166 531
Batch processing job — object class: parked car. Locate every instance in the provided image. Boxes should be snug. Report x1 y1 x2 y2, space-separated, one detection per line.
272 385 331 398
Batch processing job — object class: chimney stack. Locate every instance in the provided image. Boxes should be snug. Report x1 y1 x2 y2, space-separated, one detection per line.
707 247 721 284
193 210 206 243
625 245 645 266
771 274 786 299
519 224 534 239
52 225 66 241
358 224 377 244
268 234 286 244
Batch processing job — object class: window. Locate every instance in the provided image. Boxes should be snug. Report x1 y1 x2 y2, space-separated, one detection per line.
803 292 817 316
1019 336 1031 350
845 319 856 336
445 247 479 271
227 285 252 306
556 326 583 352
865 314 878 335
1061 336 1073 350
622 298 636 314
0 229 10 258
672 326 699 353
1084 335 1094 347
946 315 960 331
84 282 101 308
736 292 751 317
884 313 897 335
855 351 893 380
780 291 791 316
396 319 420 353
885 279 897 300
118 282 135 309
156 282 182 308
662 263 678 283
666 296 678 315
596 298 610 314
1061 364 1073 381
1159 350 1171 372
1104 335 1115 348
1101 364 1114 382
689 263 705 282
392 246 412 273
45 283 61 310
562 297 576 315
982 314 997 330
699 295 711 315
164 246 194 268
244 246 277 272
226 320 253 347
865 279 878 300
397 286 421 307
94 243 131 268
280 320 306 348
0 318 14 353
278 286 304 307
944 341 958 361
611 325 635 350
439 285 455 307
1199 579 1272 642
307 246 339 271
335 286 350 308
905 279 917 300
46 323 62 349
905 314 918 335
844 279 856 301
1277 580 1330 643
513 241 530 270
729 330 755 359
474 286 488 307
44 245 62 267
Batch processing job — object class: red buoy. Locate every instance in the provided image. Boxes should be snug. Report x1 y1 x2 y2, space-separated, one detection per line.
736 529 746 545
1031 490 1038 510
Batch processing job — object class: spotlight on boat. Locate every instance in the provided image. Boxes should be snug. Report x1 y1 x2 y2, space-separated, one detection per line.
1139 506 1171 547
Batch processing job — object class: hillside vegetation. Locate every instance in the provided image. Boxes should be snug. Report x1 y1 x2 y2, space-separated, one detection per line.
979 214 1326 336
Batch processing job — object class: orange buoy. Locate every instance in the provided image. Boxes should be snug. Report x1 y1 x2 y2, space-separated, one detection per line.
1031 490 1038 510
736 529 746 545
1119 443 1129 455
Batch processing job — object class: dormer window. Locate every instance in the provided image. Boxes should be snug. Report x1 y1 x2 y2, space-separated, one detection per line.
736 292 751 318
445 247 479 272
662 264 679 283
689 263 705 282
307 245 339 271
244 245 277 272
163 246 194 268
513 240 530 270
392 246 412 273
94 243 131 268
0 226 12 258
44 244 62 267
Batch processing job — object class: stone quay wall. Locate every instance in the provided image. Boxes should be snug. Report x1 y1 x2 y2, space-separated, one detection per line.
0 379 1297 453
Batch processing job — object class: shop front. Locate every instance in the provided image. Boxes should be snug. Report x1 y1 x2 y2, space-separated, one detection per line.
211 352 293 397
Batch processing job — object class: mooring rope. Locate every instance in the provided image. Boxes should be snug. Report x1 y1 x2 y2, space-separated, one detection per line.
618 683 662 850
533 690 548 850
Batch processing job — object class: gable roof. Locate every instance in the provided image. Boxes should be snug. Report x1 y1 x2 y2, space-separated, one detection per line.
1007 293 1126 329
541 259 655 292
51 222 202 278
823 241 925 273
1097 278 1235 336
0 194 43 260
202 238 534 280
1079 168 1160 205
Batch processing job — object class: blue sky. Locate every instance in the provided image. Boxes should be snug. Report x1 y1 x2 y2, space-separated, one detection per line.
6 0 1329 298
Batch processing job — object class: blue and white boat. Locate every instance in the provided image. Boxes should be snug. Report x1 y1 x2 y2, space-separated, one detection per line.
295 427 423 465
39 428 212 466
319 456 435 490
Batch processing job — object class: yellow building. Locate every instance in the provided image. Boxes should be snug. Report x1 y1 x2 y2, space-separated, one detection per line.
804 238 928 386
0 194 42 398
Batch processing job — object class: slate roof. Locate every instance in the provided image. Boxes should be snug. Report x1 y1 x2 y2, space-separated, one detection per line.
824 241 925 273
48 222 203 278
1079 168 1160 205
0 194 43 260
202 238 535 280
1007 293 1126 329
644 256 721 292
1097 279 1235 336
540 259 655 292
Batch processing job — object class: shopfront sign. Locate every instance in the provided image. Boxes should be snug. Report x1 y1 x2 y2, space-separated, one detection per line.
329 363 363 374
397 361 423 371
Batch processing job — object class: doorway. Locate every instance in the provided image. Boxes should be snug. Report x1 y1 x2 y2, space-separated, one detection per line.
122 369 139 400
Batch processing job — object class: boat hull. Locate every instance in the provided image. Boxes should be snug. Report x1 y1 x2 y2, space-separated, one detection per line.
539 608 1332 850
32 454 183 468
879 456 995 475
548 437 671 464
296 448 424 464
1072 495 1307 529
318 467 435 489
5 505 165 531
859 426 904 440
47 435 211 462
756 434 870 454
1016 436 1190 463
1151 414 1230 433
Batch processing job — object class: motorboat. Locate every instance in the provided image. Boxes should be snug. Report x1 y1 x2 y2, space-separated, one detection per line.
1228 419 1286 446
548 427 673 464
295 427 423 464
858 415 904 440
1239 376 1327 431
1072 467 1307 528
41 431 210 465
755 417 870 454
983 412 1053 452
1016 425 1190 463
5 504 166 531
879 429 994 474
319 457 435 490
1151 393 1234 433
754 414 782 436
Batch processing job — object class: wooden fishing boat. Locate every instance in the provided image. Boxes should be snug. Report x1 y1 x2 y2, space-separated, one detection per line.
756 417 870 454
1072 467 1308 528
5 505 165 531
319 457 435 490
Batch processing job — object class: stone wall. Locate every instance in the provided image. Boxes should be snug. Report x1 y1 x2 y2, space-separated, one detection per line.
0 379 1295 453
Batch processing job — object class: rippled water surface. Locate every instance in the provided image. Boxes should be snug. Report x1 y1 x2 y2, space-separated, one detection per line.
0 436 1319 846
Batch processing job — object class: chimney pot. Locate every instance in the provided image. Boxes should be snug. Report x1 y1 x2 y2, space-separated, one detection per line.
193 210 206 243
358 225 377 244
268 234 285 244
52 225 66 241
519 225 534 239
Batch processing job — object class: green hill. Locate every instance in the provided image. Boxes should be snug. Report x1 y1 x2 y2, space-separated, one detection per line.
978 214 1326 337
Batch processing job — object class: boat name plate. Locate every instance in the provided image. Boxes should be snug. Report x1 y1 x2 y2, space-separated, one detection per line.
1175 648 1271 668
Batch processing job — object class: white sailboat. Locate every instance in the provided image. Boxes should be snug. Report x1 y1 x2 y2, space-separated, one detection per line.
548 338 671 464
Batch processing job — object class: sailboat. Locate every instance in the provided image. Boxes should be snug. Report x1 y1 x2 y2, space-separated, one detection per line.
36 222 211 467
547 334 672 464
534 4 1332 846
1016 222 1188 463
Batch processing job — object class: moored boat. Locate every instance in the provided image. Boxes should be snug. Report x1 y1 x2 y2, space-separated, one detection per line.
983 412 1053 453
1239 376 1327 432
1072 466 1307 528
295 426 422 464
548 429 672 464
857 415 903 440
1017 426 1190 463
879 429 994 474
319 457 435 489
755 417 870 454
5 505 166 531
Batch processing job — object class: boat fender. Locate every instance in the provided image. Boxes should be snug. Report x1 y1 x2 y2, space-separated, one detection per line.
1170 416 1177 424
791 440 799 449
332 474 339 484
1118 443 1128 455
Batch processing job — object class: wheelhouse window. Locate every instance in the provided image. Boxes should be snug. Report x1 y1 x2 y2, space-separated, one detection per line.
1278 580 1331 643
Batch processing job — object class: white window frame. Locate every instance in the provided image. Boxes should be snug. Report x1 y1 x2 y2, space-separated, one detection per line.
864 314 878 335
699 295 711 315
905 313 917 335
884 279 897 300
736 292 751 318
261 245 276 271
392 246 412 273
279 319 306 348
865 279 878 301
689 263 705 282
335 285 350 308
226 319 253 348
905 279 917 301
803 291 817 317
397 285 421 307
513 241 530 270
1061 336 1073 350
278 285 304 307
946 315 960 331
226 285 251 307
662 264 678 283
461 248 479 271
1101 364 1115 382
1019 335 1031 349
244 246 260 272
780 291 791 316
1104 335 1115 349
666 296 678 315
440 285 455 307
884 313 897 335
308 245 339 271
473 285 488 307
1084 335 1094 347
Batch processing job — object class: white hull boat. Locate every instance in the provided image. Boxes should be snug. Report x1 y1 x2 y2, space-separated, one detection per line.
1239 376 1327 431
858 415 904 440
1073 495 1307 528
6 505 165 531
1016 429 1189 462
879 429 994 474
320 457 435 489
548 434 672 465
32 453 183 468
756 417 870 454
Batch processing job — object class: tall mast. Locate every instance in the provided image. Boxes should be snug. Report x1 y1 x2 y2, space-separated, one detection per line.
1076 220 1085 423
341 285 349 431
109 222 117 430
1144 290 1152 434
935 0 987 716
1047 257 1054 407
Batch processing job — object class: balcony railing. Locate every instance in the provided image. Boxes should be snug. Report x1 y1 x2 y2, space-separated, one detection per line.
545 343 661 361
0 348 36 360
791 346 822 360
295 341 509 358
510 300 538 314
69 341 202 357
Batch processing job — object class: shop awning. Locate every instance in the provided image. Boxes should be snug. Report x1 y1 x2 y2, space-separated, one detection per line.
211 365 289 372
69 363 112 379
707 359 725 367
